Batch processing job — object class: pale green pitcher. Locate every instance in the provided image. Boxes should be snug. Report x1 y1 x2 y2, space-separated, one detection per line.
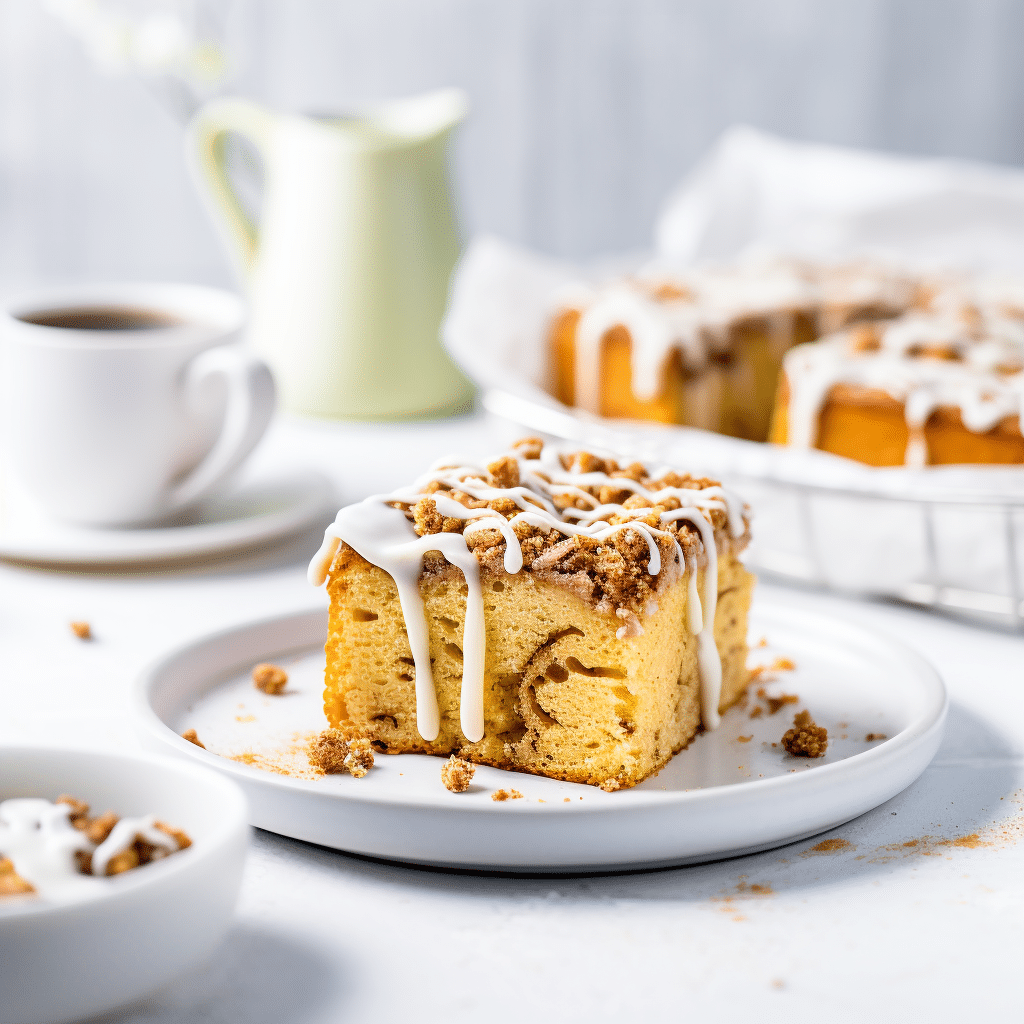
187 89 474 419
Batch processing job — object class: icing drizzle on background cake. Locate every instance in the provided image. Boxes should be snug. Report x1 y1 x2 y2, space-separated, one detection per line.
782 301 1024 466
560 259 918 415
308 443 745 742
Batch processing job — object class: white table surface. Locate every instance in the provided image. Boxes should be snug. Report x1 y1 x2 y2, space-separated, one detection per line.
4 410 1024 1023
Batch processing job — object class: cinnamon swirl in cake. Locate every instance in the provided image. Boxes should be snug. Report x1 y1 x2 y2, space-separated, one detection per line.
307 439 754 791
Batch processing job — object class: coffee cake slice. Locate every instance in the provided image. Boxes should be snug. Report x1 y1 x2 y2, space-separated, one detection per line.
308 439 754 790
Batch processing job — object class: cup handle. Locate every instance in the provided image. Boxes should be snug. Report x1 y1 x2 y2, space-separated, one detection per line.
186 98 274 284
169 346 276 513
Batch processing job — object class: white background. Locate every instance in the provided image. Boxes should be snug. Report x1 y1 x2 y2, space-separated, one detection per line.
2 0 1024 285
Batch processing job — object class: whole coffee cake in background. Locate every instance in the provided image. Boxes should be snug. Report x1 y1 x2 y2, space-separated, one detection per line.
549 258 924 442
308 438 754 791
771 282 1024 466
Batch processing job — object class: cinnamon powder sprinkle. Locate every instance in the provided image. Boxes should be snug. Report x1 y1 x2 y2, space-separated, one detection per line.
441 756 475 793
491 788 524 802
806 837 854 855
782 710 828 758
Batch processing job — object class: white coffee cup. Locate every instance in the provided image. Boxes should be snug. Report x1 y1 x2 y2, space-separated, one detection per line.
1 282 275 527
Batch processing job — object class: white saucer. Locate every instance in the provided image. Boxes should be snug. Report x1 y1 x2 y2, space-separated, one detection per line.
0 468 335 567
134 601 947 872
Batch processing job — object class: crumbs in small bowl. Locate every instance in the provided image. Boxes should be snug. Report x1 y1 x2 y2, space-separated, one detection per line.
0 795 191 901
252 663 288 695
782 710 828 758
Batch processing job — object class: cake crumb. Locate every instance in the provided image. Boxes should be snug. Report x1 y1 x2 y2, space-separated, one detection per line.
441 756 475 793
181 728 205 749
737 735 753 743
563 797 571 803
771 656 796 671
759 687 800 715
308 730 374 777
85 810 119 845
0 857 34 895
155 821 193 851
252 663 288 695
782 710 828 758
70 620 92 640
598 778 622 792
491 788 524 802
865 732 888 742
56 794 90 820
749 705 763 719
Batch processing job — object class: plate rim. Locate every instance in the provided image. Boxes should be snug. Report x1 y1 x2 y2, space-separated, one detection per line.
0 469 334 565
133 600 949 816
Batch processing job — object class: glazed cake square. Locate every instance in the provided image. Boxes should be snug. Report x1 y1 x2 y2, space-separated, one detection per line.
309 439 754 791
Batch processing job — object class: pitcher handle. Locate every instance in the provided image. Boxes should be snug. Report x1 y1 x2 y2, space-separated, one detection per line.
187 98 274 285
169 345 277 512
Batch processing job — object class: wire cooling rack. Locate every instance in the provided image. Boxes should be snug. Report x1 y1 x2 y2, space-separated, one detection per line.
728 474 1024 631
484 389 1024 633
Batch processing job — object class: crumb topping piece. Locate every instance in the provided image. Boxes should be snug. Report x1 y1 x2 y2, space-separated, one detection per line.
70 621 92 640
758 687 800 715
782 711 828 758
308 731 374 777
252 663 288 695
181 728 205 749
379 438 749 616
0 857 34 895
491 788 524 802
441 755 475 793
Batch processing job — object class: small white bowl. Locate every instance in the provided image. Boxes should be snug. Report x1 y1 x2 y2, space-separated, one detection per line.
0 746 249 1024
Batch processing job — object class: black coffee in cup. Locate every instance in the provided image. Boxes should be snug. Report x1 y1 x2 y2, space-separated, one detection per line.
17 306 183 331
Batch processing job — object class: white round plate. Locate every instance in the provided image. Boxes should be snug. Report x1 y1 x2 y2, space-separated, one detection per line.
0 468 334 567
134 601 946 873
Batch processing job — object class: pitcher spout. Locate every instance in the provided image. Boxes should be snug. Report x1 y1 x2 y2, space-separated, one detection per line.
371 88 468 143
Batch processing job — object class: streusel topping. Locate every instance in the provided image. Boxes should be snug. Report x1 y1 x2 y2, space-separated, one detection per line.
389 438 748 616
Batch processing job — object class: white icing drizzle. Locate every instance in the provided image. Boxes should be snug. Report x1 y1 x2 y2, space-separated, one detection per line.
0 799 183 902
0 799 100 902
90 815 178 877
564 259 848 415
308 445 747 739
561 259 937 416
782 303 1024 464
